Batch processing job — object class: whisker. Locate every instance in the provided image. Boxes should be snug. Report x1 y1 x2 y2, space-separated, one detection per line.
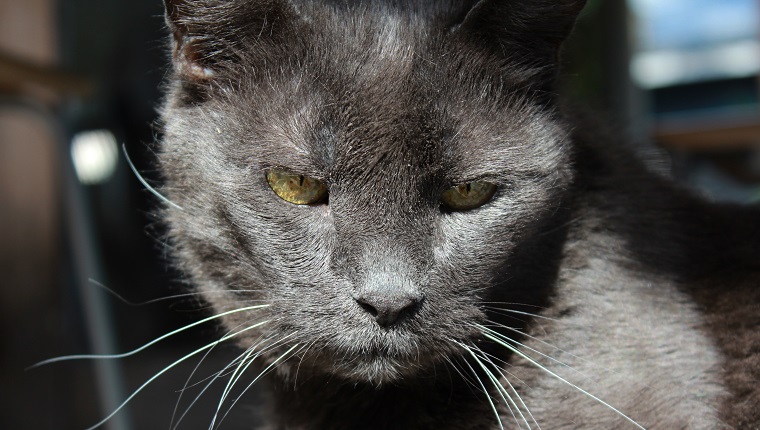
482 306 560 323
29 305 270 369
472 345 541 430
122 143 183 210
480 302 549 310
458 341 526 429
210 345 260 428
459 350 505 430
483 320 617 382
89 278 272 306
293 340 316 389
171 328 269 430
171 347 248 430
81 320 268 430
215 334 297 412
478 325 588 381
209 334 300 426
212 341 303 430
475 350 534 402
482 307 537 330
442 355 480 394
173 346 258 393
477 326 645 430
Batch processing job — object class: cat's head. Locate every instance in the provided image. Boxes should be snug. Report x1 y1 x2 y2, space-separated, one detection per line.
159 0 585 385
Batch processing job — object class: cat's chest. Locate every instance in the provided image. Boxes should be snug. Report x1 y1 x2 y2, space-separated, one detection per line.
505 256 727 429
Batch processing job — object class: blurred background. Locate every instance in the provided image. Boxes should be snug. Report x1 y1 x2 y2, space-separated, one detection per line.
1 0 758 429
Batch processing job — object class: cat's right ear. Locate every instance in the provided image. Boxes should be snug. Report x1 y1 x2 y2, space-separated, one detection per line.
164 0 226 82
163 0 212 81
163 0 299 82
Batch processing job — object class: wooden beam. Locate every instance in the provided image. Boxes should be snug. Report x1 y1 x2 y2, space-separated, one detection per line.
655 114 760 151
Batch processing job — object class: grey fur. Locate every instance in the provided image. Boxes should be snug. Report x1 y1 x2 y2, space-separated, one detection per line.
158 1 759 428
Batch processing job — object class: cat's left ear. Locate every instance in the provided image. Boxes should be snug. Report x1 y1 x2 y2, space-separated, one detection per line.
163 0 299 81
455 0 587 67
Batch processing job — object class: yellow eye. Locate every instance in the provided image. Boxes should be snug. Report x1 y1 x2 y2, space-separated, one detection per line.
441 182 497 211
266 169 327 205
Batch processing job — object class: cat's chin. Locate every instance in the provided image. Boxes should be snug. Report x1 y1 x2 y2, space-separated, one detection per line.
332 357 412 386
317 362 427 387
282 344 458 387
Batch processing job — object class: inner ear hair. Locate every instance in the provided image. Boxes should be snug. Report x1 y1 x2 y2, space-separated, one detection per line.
162 0 301 82
163 0 215 81
173 36 216 81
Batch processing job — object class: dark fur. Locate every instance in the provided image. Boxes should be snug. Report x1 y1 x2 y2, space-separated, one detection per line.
158 1 760 428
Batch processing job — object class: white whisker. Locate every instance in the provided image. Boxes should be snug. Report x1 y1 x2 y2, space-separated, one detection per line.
293 341 316 389
459 352 505 430
211 345 259 428
30 305 270 369
214 334 296 414
122 144 183 210
484 320 617 382
443 355 480 394
171 330 268 430
171 351 246 430
82 320 268 430
458 341 526 429
473 345 541 430
479 325 590 382
89 278 272 306
477 327 645 430
480 302 549 310
212 341 303 430
483 306 560 323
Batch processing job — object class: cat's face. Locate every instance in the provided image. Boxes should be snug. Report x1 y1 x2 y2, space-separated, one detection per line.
160 0 583 384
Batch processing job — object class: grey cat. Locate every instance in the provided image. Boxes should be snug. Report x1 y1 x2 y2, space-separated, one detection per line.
157 0 760 428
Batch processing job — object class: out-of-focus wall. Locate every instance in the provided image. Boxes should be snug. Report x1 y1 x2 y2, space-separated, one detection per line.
0 0 70 428
0 0 55 61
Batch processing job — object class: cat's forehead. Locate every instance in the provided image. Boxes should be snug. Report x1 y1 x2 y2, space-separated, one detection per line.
195 2 571 183
242 90 569 188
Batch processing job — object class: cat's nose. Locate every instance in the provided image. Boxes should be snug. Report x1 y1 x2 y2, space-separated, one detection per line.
354 289 423 327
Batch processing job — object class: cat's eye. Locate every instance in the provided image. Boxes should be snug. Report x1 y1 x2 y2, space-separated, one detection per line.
440 182 497 211
266 169 328 205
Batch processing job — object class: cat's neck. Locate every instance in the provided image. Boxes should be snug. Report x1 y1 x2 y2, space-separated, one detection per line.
265 369 499 430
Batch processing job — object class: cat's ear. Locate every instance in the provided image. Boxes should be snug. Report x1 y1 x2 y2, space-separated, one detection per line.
455 0 587 66
163 0 209 81
163 0 298 81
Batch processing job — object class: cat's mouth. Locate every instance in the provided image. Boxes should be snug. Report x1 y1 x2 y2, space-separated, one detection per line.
280 332 469 386
257 295 487 385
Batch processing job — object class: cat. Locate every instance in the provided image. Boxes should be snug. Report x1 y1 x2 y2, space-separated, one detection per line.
156 0 760 428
